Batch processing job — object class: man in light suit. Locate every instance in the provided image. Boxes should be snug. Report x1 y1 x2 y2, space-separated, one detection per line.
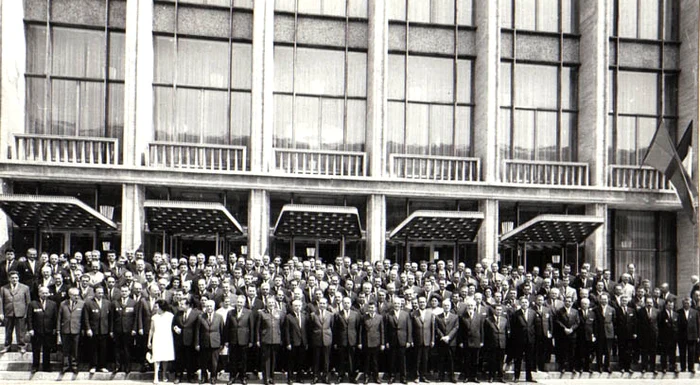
310 297 334 384
334 297 362 384
385 297 412 384
0 270 31 353
225 295 254 385
196 300 226 385
411 296 434 383
57 287 85 374
511 297 538 383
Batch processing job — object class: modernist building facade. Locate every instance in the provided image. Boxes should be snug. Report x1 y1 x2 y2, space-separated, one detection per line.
0 0 697 294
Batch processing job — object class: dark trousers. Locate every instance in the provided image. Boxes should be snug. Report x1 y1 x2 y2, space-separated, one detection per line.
437 344 455 379
512 342 535 380
31 333 53 371
229 344 249 379
557 337 577 372
200 347 221 380
61 333 80 370
287 345 306 381
88 334 108 369
679 340 697 372
175 343 196 379
577 339 595 371
640 341 657 371
4 317 26 347
389 345 407 380
337 345 356 377
363 347 380 381
414 345 430 378
535 337 552 370
260 344 279 383
313 345 331 379
114 333 133 372
488 347 505 380
660 340 677 370
618 339 635 371
462 347 480 380
135 334 148 365
596 338 614 371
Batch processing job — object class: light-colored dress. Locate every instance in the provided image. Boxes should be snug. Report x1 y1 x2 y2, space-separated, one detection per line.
151 311 175 362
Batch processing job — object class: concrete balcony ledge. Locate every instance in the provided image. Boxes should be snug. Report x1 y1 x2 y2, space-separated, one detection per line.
12 134 120 166
503 159 590 186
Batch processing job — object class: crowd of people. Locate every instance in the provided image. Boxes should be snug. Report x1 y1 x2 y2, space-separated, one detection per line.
1 246 700 385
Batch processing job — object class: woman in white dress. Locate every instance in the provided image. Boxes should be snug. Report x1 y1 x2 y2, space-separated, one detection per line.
148 300 175 384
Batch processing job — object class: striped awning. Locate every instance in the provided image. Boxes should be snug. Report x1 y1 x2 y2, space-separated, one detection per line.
0 194 117 229
145 200 243 235
389 210 484 241
273 204 362 238
500 214 604 245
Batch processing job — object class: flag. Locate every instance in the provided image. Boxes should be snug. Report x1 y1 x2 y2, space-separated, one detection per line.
642 122 697 224
677 120 693 160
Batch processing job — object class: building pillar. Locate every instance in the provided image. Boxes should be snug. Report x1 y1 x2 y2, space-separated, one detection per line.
473 0 498 182
248 189 270 259
366 194 385 263
584 203 607 269
123 0 153 167
365 0 388 178
0 0 25 160
121 184 145 254
578 0 608 186
250 0 274 173
478 199 498 265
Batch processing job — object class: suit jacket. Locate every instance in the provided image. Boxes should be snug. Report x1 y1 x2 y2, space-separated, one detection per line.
58 299 85 334
615 305 637 340
334 309 362 347
637 307 659 347
284 311 308 347
256 309 283 345
0 283 31 318
309 309 334 347
658 308 679 342
411 309 434 347
555 306 580 340
111 298 138 334
49 284 70 306
195 312 225 349
18 259 42 286
484 314 509 349
225 307 254 346
173 308 201 347
136 297 155 334
0 260 21 287
532 305 553 339
105 287 122 303
594 305 616 339
510 308 537 345
435 311 459 347
27 299 58 334
78 286 95 302
578 308 597 342
83 297 111 335
385 310 412 347
678 308 700 341
361 313 385 348
459 311 485 348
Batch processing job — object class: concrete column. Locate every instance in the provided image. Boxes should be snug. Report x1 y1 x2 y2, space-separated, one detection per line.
123 0 153 167
0 179 11 251
478 199 498 264
578 0 608 186
121 184 145 253
473 0 498 182
0 0 25 160
250 0 274 173
248 189 270 259
366 194 385 262
365 0 388 178
584 203 607 269
677 0 699 297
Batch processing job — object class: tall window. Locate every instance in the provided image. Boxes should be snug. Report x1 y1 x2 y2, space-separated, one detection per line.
273 0 368 152
608 0 679 165
386 0 475 159
25 0 126 139
499 0 579 162
153 0 253 146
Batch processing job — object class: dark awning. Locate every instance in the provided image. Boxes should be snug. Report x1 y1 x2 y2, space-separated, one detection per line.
389 210 484 241
273 204 362 238
144 200 243 236
499 214 604 245
0 194 117 229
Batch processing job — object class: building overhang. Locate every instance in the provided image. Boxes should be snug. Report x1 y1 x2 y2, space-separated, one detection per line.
0 194 117 230
389 210 484 242
499 214 604 246
144 200 243 236
273 204 362 239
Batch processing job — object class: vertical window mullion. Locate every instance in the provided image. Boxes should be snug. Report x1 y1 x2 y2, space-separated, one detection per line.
173 1 180 138
291 0 299 148
403 0 409 154
452 0 458 157
44 1 53 134
343 0 350 151
103 0 110 137
226 0 234 145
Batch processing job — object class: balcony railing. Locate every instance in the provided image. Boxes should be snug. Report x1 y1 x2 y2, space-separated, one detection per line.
274 148 366 177
503 159 590 186
608 165 672 190
13 134 119 165
147 142 247 172
389 154 481 182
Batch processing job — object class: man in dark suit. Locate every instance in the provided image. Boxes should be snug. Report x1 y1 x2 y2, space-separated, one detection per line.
0 249 19 287
18 248 42 288
309 297 334 384
196 300 226 384
459 300 484 382
57 287 85 374
637 297 659 374
110 285 137 374
0 270 31 353
83 286 111 373
577 298 597 373
27 287 58 373
173 298 201 384
49 272 70 305
226 295 254 385
361 302 385 384
284 299 308 385
531 295 553 371
615 295 637 373
485 303 509 383
593 293 616 373
335 297 362 384
678 297 700 373
410 296 434 383
136 283 156 372
658 300 679 373
511 297 538 382
385 297 412 384
555 296 580 373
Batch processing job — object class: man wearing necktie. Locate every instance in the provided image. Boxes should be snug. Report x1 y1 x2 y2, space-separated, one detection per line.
511 297 537 383
484 303 509 383
361 302 385 384
554 297 580 374
410 296 434 383
615 295 637 374
593 293 615 374
533 295 553 372
310 298 334 384
173 298 201 384
225 295 254 385
111 285 137 374
334 297 362 384
196 300 225 384
27 287 58 373
0 270 31 353
577 298 597 373
459 299 484 383
637 297 659 374
677 297 700 373
658 300 679 373
385 297 412 384
84 286 111 373
57 287 84 374
284 300 308 385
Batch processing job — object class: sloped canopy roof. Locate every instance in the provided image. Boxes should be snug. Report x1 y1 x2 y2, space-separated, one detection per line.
389 210 484 241
500 214 604 245
273 204 362 238
0 194 116 229
144 200 243 235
